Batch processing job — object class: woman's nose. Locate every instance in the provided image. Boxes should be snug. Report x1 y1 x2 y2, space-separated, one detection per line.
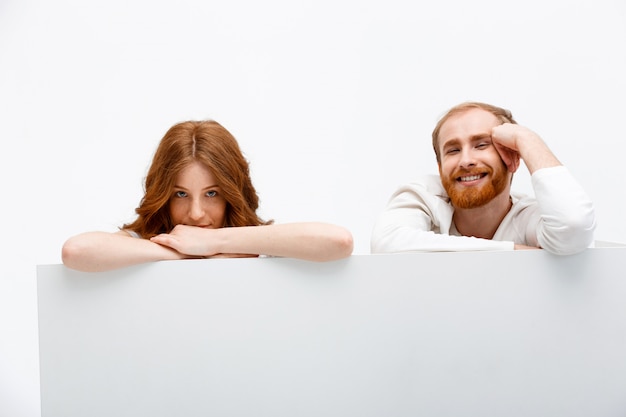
189 199 205 221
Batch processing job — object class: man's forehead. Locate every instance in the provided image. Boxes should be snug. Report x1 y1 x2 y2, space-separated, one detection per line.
439 108 500 142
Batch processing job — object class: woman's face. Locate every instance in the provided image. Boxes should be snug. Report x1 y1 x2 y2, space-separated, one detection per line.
169 161 227 228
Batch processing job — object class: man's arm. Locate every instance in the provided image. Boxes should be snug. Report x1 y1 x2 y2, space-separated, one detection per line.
530 166 596 255
370 178 514 253
491 123 596 255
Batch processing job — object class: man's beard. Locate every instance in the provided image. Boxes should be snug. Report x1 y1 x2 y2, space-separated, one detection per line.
441 165 509 209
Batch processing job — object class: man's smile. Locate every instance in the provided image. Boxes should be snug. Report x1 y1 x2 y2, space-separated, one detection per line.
456 172 488 184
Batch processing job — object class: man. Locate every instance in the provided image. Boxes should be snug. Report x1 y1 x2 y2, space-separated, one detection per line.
370 102 596 255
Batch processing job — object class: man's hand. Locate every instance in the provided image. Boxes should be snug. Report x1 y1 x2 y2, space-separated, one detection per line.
490 123 532 173
491 123 561 174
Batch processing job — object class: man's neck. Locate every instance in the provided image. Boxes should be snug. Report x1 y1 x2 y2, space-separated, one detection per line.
452 191 513 239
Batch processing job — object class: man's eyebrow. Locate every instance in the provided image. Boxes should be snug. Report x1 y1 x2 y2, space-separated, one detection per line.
442 138 461 148
441 134 492 149
469 133 492 141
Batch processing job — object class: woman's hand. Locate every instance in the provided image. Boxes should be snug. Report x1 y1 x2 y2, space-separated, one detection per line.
206 253 260 259
150 225 219 257
151 222 353 262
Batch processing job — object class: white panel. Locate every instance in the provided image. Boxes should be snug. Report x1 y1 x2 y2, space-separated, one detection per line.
37 250 626 417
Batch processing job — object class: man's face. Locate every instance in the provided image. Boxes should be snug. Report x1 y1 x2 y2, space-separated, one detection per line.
437 108 510 209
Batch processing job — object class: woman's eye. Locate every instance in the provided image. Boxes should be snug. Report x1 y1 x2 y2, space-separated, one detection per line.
476 143 489 149
206 190 217 198
175 191 187 198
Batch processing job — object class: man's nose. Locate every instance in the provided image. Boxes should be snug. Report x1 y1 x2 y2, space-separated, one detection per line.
459 148 477 168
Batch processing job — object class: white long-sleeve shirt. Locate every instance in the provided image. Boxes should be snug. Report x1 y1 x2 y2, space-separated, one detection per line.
370 166 596 255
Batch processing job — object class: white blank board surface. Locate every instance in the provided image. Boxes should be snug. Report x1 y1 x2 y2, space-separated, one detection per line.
37 249 626 417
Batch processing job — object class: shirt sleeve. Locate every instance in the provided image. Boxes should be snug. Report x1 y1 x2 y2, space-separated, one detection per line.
531 166 596 255
370 177 514 253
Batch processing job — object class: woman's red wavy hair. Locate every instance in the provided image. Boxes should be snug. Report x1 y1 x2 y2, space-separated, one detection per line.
124 120 271 237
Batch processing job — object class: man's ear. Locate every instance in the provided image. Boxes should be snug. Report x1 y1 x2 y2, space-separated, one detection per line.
507 153 521 173
509 152 521 174
494 143 521 173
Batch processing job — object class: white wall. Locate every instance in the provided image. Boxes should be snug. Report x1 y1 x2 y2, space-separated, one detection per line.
1 0 625 415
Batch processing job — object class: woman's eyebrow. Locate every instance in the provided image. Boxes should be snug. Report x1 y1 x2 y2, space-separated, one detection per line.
173 184 220 190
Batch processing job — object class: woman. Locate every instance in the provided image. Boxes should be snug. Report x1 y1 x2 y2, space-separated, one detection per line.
62 120 353 272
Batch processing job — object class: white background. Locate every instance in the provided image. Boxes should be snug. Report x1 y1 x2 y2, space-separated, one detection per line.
1 0 624 415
